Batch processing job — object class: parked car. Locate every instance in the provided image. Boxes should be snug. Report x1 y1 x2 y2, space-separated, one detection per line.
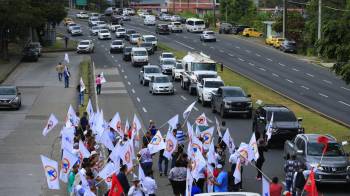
125 29 137 41
242 28 263 37
232 25 249 34
22 45 39 62
200 31 216 42
265 36 279 45
0 86 21 110
219 22 233 34
156 24 170 35
77 40 94 54
27 42 42 57
160 59 176 74
139 65 162 86
129 33 141 44
123 47 132 61
70 26 83 36
144 15 156 25
115 27 126 38
110 40 124 53
149 75 174 95
98 29 111 40
172 61 184 81
141 35 158 50
280 40 297 53
197 78 224 106
273 38 285 48
131 47 148 67
253 104 304 146
211 86 252 118
284 134 350 184
169 22 183 33
76 11 89 19
139 42 154 55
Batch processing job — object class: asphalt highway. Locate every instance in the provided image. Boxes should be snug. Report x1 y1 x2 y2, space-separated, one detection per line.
63 10 350 195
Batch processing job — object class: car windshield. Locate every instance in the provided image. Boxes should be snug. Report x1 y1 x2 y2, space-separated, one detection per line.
286 42 296 46
127 30 136 34
175 63 183 69
154 77 170 83
267 110 297 122
124 47 132 52
223 89 245 97
206 32 214 35
192 63 216 71
195 21 204 25
112 41 122 45
131 34 140 38
145 67 161 73
134 51 147 56
80 41 90 45
92 26 99 30
173 22 181 25
100 30 109 33
0 87 16 95
205 81 224 88
73 26 80 30
117 28 125 32
162 53 174 58
98 22 106 25
162 60 176 65
145 37 156 42
308 143 344 156
91 18 98 21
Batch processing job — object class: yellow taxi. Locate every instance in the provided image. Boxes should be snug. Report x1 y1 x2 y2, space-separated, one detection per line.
63 17 74 26
273 38 285 48
265 36 278 45
242 28 263 37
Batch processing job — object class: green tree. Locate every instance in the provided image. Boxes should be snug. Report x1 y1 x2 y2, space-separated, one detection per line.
273 12 305 47
220 0 257 25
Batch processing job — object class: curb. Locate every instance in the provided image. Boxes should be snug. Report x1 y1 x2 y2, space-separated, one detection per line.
42 48 76 53
0 58 22 84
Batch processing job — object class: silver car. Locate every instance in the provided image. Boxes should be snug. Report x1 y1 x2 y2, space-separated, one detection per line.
0 86 21 110
149 75 174 95
200 31 216 42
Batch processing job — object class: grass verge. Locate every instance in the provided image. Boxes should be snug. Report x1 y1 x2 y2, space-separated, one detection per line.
157 42 350 147
43 33 78 51
78 58 91 116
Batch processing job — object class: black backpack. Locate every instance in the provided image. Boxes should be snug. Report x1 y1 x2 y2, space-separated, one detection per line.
294 171 306 189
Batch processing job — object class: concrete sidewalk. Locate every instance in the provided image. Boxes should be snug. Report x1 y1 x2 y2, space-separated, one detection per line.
0 52 85 195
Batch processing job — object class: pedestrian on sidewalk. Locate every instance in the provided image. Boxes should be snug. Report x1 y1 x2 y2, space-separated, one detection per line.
256 137 267 180
64 36 69 48
270 177 283 196
64 66 70 88
96 74 102 95
56 62 64 81
158 148 168 176
76 84 84 106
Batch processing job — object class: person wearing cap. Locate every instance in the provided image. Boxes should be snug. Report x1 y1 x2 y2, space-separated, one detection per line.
211 164 228 192
128 175 147 196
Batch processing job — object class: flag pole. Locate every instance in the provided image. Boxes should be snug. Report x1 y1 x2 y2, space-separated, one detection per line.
182 101 197 129
237 153 272 183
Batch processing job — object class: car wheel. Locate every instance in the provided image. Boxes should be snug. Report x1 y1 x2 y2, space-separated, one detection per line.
211 102 216 113
220 106 226 118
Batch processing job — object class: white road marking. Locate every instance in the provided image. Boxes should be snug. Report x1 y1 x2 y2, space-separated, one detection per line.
323 80 332 84
255 53 261 57
142 107 147 113
248 62 255 66
118 64 121 67
180 95 187 101
319 93 328 98
131 89 135 93
245 50 251 53
272 73 279 77
292 68 299 72
127 81 131 85
235 46 240 49
121 69 124 73
210 46 215 49
259 68 266 71
183 36 188 39
306 73 314 77
338 101 350 107
279 62 286 67
228 53 234 57
341 86 350 91
193 106 199 111
301 86 310 90
124 75 127 79
238 58 245 62
175 41 195 50
286 79 294 84
219 50 224 53
266 58 273 62
137 97 141 102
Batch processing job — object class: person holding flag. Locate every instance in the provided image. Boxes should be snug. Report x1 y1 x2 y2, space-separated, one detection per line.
138 143 153 175
211 164 228 192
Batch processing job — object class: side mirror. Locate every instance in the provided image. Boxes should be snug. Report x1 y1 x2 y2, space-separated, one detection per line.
296 150 304 155
247 94 251 98
298 117 303 122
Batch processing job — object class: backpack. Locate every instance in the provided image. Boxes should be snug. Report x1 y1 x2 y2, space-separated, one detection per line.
294 171 306 189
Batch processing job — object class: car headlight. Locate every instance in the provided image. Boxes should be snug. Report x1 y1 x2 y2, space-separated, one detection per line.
224 102 230 108
10 96 19 103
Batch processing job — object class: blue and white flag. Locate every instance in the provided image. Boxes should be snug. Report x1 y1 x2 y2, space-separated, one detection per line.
65 105 78 128
59 149 79 183
61 127 75 152
163 131 178 160
183 101 196 119
86 99 94 117
200 126 214 150
262 176 270 196
79 140 90 159
266 112 274 141
249 133 259 161
222 128 235 154
40 155 60 190
148 131 166 154
42 113 58 136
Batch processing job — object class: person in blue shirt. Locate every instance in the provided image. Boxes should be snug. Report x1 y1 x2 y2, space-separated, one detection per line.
212 164 228 192
191 182 201 196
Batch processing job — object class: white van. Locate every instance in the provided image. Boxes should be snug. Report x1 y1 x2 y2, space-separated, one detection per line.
186 18 205 33
131 47 148 66
144 15 156 25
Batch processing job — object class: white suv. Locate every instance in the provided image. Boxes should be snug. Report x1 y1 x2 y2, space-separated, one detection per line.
131 47 148 67
77 40 94 54
98 29 111 40
115 27 126 38
169 22 183 33
197 78 224 106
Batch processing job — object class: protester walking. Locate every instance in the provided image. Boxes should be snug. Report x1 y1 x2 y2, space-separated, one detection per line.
270 177 283 196
63 66 70 88
67 163 79 194
293 165 308 196
168 160 187 196
174 123 186 145
158 149 169 176
118 165 131 195
128 176 147 196
138 143 153 175
56 62 64 81
284 154 300 192
212 164 228 192
96 74 102 95
143 170 157 196
256 138 268 180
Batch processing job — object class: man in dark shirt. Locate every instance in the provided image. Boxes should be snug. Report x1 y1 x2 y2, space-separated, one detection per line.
117 164 130 194
80 112 89 131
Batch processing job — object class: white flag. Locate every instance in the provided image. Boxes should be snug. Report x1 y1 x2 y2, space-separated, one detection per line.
163 131 178 160
100 72 106 83
190 150 206 181
215 117 222 138
98 162 116 180
195 125 201 137
65 105 78 127
148 131 166 154
222 128 235 154
249 133 259 161
64 53 69 63
80 77 86 92
266 112 274 141
120 141 133 170
233 159 242 184
187 121 194 141
79 170 89 189
195 113 208 127
236 142 255 165
84 188 96 196
167 114 179 131
262 176 270 196
79 140 90 159
185 168 193 196
86 99 94 117
200 126 214 150
109 112 124 137
124 118 130 137
98 129 115 151
40 155 60 190
60 149 79 183
207 141 217 165
189 133 203 154
61 127 75 152
109 144 120 167
139 164 146 181
207 163 214 193
132 114 142 148
42 113 58 136
183 101 196 119
92 110 104 137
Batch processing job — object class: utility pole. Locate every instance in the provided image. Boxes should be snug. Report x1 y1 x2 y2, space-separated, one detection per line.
213 0 216 27
318 0 322 40
282 0 287 38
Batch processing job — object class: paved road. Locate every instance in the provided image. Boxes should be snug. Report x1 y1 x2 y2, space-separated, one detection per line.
0 52 83 195
64 10 350 195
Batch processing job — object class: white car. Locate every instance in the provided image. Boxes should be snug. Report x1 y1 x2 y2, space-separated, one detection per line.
96 21 108 28
144 15 156 25
70 26 83 36
88 17 99 26
77 40 94 54
67 23 77 33
142 35 158 50
115 27 126 38
98 29 111 40
160 59 176 74
169 22 182 33
139 65 162 86
129 33 141 44
108 23 121 32
159 52 176 62
76 11 89 19
149 75 174 95
110 40 124 53
172 61 184 80
197 78 224 106
131 47 148 67
200 31 216 42
90 26 101 36
171 15 181 22
160 14 171 21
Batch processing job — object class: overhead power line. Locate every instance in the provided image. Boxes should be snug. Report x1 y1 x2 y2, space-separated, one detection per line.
288 0 350 12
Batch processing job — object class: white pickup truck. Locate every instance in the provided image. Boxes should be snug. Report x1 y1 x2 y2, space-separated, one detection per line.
197 78 224 106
